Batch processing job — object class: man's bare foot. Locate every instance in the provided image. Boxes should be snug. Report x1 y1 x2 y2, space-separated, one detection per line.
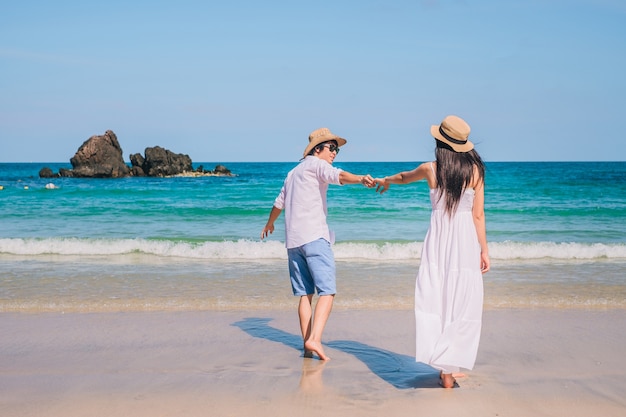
304 340 330 361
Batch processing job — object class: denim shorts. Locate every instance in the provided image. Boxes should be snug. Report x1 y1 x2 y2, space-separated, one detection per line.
287 238 336 296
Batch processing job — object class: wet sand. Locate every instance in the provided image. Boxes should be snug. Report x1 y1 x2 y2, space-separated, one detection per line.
1 308 625 417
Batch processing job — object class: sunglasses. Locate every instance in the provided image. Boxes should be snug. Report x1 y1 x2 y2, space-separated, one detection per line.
320 143 340 154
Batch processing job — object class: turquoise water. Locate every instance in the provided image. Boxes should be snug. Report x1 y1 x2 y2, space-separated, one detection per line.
2 161 625 249
1 161 625 311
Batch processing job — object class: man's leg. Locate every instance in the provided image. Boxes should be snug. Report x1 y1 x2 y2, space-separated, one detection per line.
304 294 334 360
300 238 336 361
298 294 314 356
288 246 316 357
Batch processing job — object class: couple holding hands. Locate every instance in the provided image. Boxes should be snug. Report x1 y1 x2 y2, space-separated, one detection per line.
261 116 490 389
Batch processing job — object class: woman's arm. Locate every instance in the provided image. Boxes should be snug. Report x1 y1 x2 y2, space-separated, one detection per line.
375 162 431 194
472 177 490 273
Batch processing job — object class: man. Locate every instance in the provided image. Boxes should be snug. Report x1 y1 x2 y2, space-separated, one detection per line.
261 127 374 360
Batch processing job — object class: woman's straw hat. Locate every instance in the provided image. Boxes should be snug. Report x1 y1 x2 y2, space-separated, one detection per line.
303 128 347 157
431 115 474 152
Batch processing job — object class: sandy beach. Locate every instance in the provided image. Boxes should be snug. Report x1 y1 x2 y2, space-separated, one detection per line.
1 308 624 417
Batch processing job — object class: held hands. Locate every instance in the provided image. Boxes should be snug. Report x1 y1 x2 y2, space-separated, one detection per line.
374 178 389 194
359 175 390 194
360 174 376 187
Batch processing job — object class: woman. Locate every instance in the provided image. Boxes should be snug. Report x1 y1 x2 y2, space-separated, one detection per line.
375 115 490 388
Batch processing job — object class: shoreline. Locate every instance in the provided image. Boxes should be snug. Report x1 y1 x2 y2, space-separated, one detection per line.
2 308 624 417
2 257 625 313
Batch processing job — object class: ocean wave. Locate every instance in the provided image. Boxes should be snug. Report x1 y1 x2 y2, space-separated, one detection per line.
1 238 625 260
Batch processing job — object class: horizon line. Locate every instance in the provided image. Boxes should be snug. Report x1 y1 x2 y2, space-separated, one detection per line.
1 160 625 164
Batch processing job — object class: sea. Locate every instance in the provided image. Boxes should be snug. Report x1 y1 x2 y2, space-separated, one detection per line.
1 161 625 312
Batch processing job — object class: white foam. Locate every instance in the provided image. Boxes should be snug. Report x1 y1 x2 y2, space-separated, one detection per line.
0 238 624 261
489 241 626 260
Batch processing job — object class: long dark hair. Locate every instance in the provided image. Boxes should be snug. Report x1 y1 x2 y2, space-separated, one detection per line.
435 142 485 215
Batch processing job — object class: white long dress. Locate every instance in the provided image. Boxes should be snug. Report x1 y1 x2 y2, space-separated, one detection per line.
415 180 484 374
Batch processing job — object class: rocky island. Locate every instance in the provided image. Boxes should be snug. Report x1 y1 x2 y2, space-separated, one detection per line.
39 130 232 178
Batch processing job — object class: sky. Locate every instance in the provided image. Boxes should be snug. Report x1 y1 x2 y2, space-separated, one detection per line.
1 0 625 163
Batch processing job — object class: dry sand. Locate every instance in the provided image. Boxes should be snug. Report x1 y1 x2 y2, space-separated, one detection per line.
1 308 625 417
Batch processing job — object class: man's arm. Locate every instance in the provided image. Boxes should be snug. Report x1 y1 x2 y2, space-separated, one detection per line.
338 171 375 186
261 206 282 239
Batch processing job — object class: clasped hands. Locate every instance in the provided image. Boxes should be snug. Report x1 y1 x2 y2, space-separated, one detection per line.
361 175 390 194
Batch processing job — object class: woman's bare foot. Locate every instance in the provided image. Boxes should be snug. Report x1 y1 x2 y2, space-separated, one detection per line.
440 371 467 379
440 373 459 389
304 340 330 361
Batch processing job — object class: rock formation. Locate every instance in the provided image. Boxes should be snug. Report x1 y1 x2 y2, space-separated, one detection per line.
213 165 232 175
38 130 232 178
69 130 131 178
38 167 55 178
129 146 192 177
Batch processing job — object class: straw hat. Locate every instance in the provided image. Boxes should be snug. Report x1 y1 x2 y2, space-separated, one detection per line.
430 115 474 152
303 127 347 157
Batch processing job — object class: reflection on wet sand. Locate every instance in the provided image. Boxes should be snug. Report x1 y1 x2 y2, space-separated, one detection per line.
299 359 327 394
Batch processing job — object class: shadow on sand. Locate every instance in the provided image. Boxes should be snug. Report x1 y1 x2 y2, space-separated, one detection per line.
326 340 440 389
232 317 440 389
231 317 304 354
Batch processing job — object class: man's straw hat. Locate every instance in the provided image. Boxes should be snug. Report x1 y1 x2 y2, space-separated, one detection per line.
303 127 347 157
